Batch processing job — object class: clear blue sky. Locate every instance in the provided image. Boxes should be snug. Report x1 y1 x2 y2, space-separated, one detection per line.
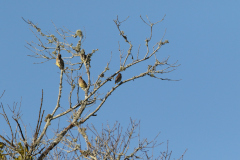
0 1 240 159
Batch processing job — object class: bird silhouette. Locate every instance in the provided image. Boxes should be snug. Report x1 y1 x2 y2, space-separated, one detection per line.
115 73 122 84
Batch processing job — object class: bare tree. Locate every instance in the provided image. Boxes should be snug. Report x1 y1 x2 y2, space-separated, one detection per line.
0 15 186 160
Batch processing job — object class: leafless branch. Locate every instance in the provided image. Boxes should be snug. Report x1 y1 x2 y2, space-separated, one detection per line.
0 16 184 159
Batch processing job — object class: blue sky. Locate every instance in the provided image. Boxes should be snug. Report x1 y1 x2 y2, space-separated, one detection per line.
0 0 240 159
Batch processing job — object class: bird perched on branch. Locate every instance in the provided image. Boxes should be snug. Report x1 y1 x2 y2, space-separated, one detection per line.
80 49 86 62
44 114 53 122
115 73 122 84
56 54 64 70
0 142 5 149
79 76 87 91
80 150 93 157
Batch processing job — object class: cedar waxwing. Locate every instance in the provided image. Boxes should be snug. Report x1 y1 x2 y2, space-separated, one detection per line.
0 142 5 149
44 114 53 122
79 76 87 90
56 54 64 70
115 73 122 84
80 49 86 62
80 150 92 157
